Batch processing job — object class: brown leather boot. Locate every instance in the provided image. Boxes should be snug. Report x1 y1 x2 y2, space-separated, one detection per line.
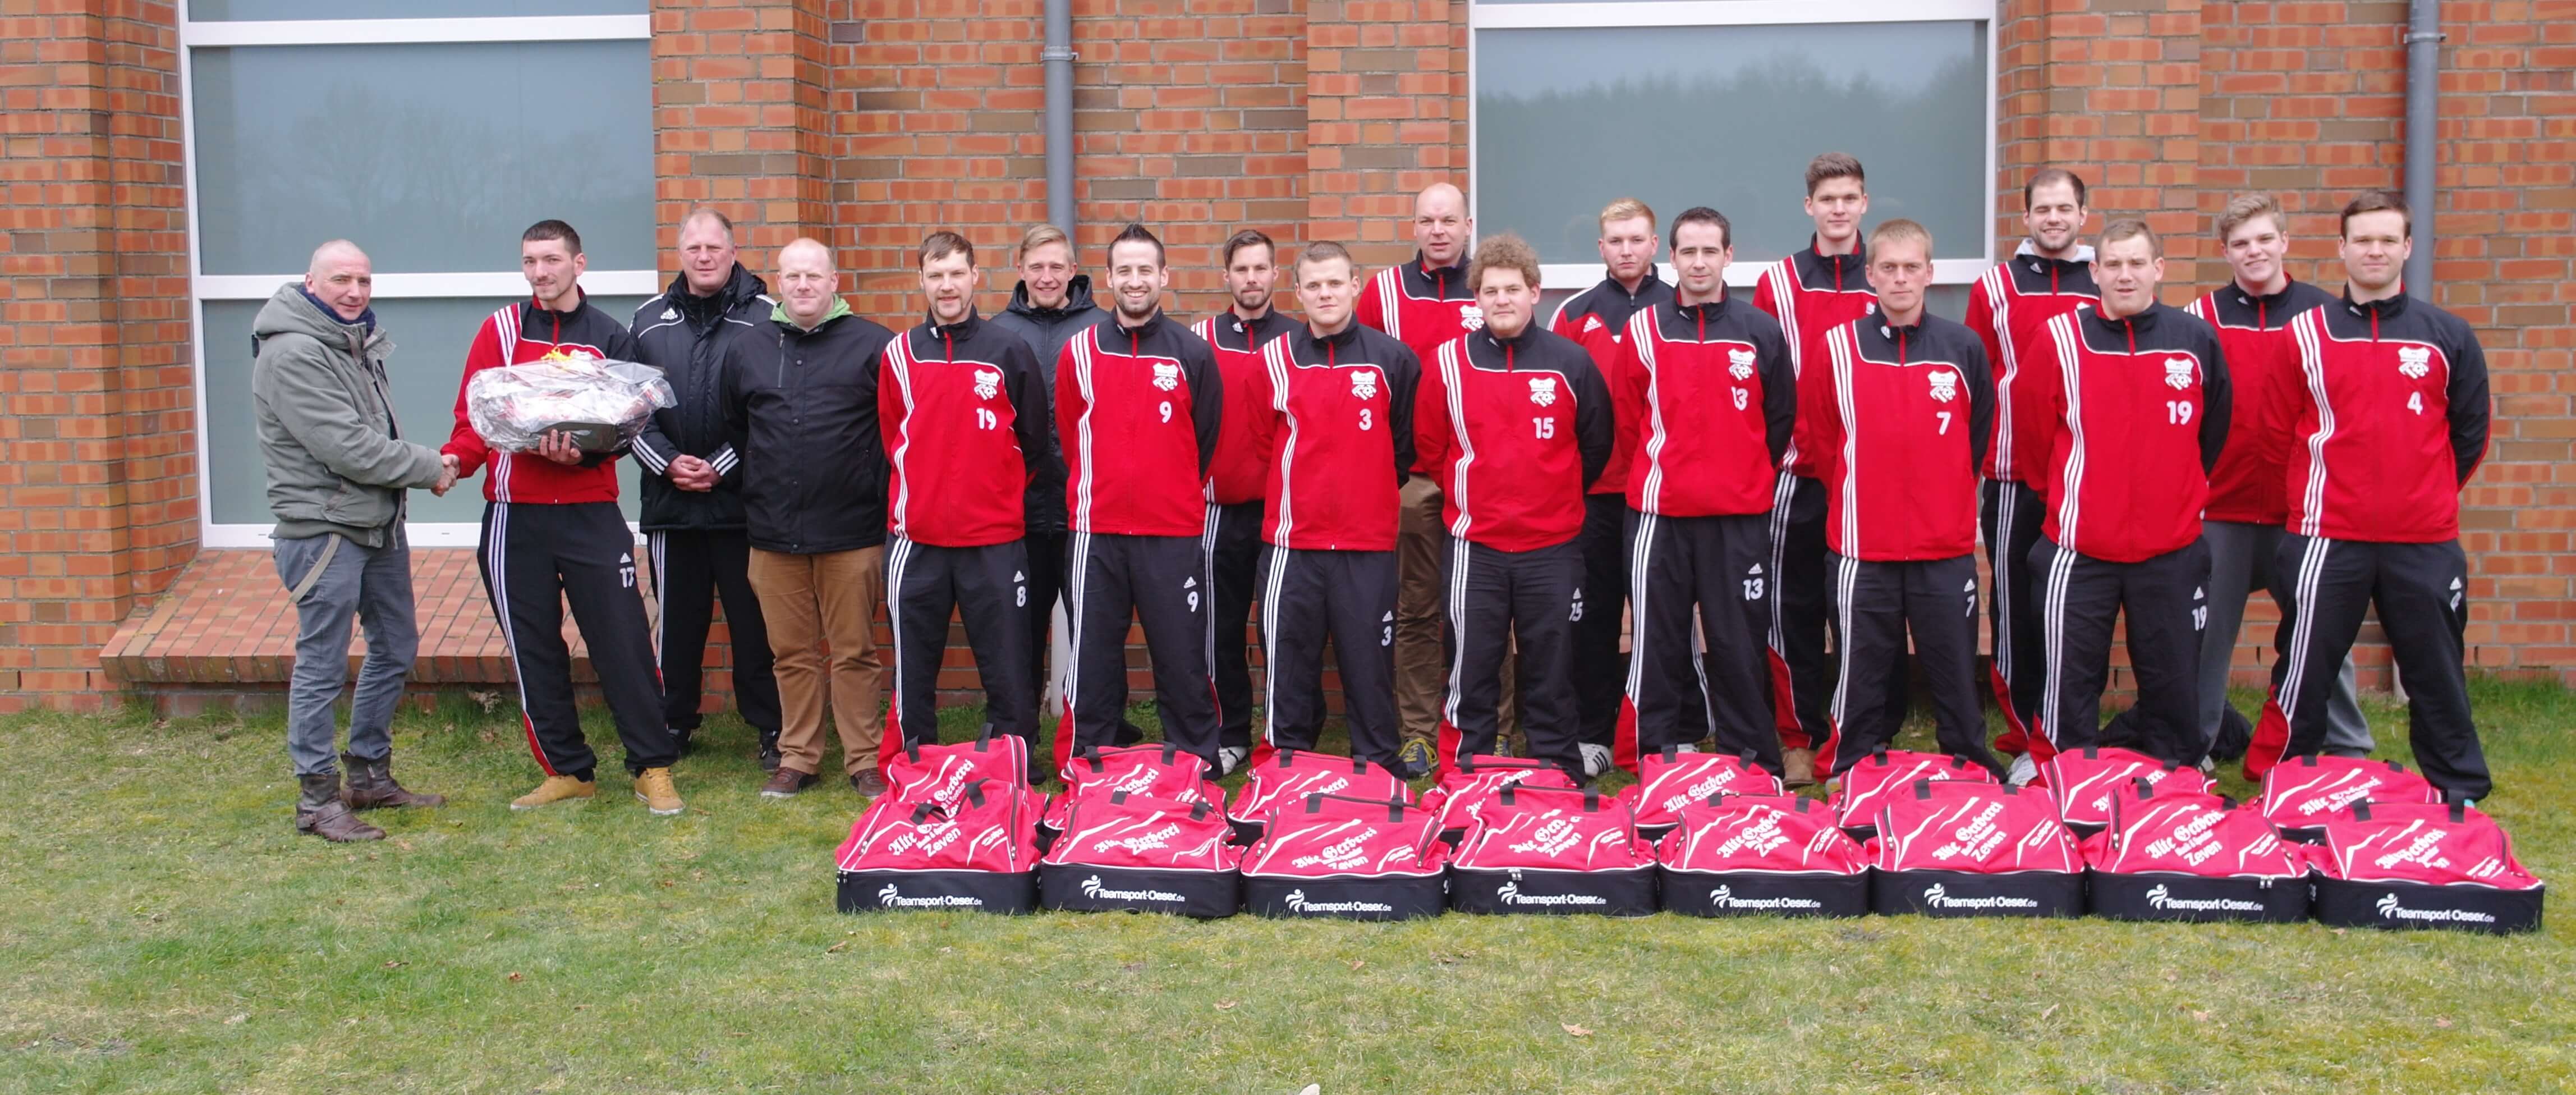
341 752 446 809
296 773 385 842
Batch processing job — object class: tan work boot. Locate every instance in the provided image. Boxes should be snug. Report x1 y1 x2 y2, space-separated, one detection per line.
634 767 685 816
1781 748 1818 789
511 775 597 811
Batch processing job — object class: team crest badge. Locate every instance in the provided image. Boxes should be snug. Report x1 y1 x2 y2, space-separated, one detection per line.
972 368 1001 399
1528 375 1558 407
1350 368 1379 400
1459 304 1486 331
1927 369 1958 404
1152 362 1181 391
1727 347 1756 381
2397 346 2431 379
2162 358 2195 391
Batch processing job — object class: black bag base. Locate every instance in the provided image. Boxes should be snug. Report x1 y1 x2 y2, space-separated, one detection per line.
1659 868 1868 918
1243 873 1447 920
2085 869 2309 923
837 869 1036 915
1449 867 1657 917
1871 868 2083 918
1038 863 1241 918
2312 876 2545 935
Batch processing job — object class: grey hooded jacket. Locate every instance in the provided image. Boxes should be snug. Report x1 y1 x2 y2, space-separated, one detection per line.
251 282 447 547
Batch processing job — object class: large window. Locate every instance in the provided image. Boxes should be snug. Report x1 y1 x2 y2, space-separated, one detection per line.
183 8 656 546
1470 0 1996 315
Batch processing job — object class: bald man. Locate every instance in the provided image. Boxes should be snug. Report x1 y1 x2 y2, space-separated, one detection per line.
719 238 899 798
1357 181 1509 770
255 240 455 841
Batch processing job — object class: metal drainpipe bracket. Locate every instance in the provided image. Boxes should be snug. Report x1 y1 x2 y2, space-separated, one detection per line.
2401 31 2446 44
1043 47 1078 61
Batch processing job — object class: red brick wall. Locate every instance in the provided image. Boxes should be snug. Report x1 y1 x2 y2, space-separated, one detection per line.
0 0 192 712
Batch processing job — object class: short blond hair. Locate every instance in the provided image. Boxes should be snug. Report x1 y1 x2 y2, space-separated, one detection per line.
1467 233 1541 294
1867 218 1932 258
1599 198 1656 233
2098 219 2162 260
1017 223 1071 264
2216 193 2285 242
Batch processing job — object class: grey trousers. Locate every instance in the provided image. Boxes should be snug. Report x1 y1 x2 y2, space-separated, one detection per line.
274 530 419 777
2200 520 2369 753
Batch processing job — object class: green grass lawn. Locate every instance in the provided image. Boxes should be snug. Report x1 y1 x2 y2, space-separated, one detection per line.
0 684 2568 1093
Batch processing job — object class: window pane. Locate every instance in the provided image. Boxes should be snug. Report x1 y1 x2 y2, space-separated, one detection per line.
191 0 641 19
191 40 653 274
1475 22 1988 267
204 295 648 526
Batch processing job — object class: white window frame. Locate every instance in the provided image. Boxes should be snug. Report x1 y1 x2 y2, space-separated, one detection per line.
180 13 657 548
1466 0 2000 291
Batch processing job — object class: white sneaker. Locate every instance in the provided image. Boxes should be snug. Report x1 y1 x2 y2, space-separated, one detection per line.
1215 746 1249 776
1578 743 1613 778
2006 753 2039 787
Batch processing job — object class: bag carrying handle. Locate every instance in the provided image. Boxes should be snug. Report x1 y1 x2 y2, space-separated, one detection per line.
910 801 941 824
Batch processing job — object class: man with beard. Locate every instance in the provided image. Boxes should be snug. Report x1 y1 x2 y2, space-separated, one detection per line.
1053 224 1227 775
1246 241 1420 774
2246 192 2492 804
2183 193 2371 761
1753 153 1880 786
1192 229 1299 774
628 207 782 768
1415 233 1611 781
1968 167 2101 780
875 231 1047 782
1549 198 1672 777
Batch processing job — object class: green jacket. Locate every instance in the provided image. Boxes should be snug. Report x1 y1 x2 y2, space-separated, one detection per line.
251 282 446 547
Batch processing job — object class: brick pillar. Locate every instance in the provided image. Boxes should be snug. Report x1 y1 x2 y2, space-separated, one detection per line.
1995 0 2206 290
653 0 835 269
0 1 192 711
1305 0 1457 269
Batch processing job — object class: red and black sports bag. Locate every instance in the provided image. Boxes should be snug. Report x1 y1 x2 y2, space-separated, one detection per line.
1656 793 1868 918
1831 748 1998 841
2081 782 2308 923
2255 754 2442 843
1449 785 1658 917
2040 746 2214 838
1613 747 1784 842
1041 743 1229 851
1038 790 1243 918
1868 780 2084 918
2308 800 2545 934
1228 750 1414 843
1239 793 1450 920
834 778 1041 914
881 731 1032 809
1417 754 1579 846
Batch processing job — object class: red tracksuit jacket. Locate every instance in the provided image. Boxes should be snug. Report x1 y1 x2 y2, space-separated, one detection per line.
880 311 1048 548
1810 314 1996 561
2029 303 2233 563
1969 246 2100 485
1193 309 1299 506
1358 252 1478 368
2184 279 2335 526
1753 239 1876 478
1416 326 1611 552
2275 291 2491 543
1613 296 1797 517
443 294 643 504
1551 269 1674 498
1055 314 1223 538
1248 322 1419 551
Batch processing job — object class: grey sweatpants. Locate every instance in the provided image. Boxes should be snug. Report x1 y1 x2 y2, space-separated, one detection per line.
274 530 419 777
2200 520 2369 753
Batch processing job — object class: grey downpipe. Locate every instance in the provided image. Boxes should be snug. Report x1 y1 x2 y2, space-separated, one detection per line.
1044 0 1076 236
2403 0 2442 295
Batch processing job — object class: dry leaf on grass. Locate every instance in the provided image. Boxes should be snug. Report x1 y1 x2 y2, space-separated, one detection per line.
826 940 851 954
1562 1024 1592 1038
1215 1000 1238 1011
506 972 524 983
381 960 406 969
1348 960 1365 971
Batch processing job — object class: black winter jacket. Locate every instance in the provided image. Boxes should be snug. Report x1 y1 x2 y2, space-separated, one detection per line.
988 275 1109 534
632 264 770 532
719 308 897 555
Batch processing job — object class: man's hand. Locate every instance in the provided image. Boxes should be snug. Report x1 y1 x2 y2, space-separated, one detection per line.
669 453 717 492
433 453 463 495
536 429 584 465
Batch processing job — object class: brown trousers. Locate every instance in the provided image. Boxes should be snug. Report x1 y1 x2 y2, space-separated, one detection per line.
749 545 885 777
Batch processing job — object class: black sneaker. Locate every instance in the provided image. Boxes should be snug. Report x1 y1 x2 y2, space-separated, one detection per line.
1112 720 1147 747
756 731 783 773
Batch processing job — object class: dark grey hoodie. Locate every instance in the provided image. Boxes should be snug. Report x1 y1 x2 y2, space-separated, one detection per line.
988 274 1109 535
